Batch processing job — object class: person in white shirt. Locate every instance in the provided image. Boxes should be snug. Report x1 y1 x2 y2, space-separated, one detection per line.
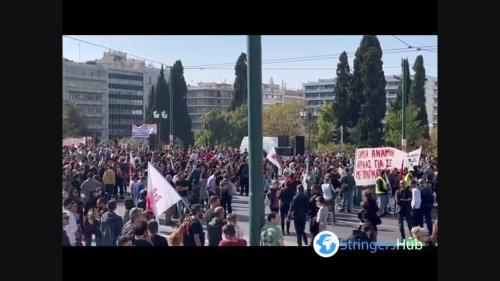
63 198 78 246
207 171 219 198
316 196 329 232
410 180 423 228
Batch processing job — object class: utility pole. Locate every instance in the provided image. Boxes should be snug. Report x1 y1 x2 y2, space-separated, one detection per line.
401 58 408 152
340 125 344 154
169 66 174 146
247 35 264 246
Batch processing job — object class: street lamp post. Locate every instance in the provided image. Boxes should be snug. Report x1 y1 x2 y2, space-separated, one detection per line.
153 110 168 150
300 106 319 152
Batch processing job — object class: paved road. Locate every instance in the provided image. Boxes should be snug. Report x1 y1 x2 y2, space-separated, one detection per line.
105 194 437 246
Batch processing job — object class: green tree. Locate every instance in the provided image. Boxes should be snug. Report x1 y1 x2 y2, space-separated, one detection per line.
333 51 351 142
225 105 248 147
384 103 423 149
144 85 155 124
231 53 247 110
409 55 429 139
353 35 387 147
263 101 306 137
151 66 170 144
393 62 411 112
316 102 337 145
63 100 87 137
194 130 212 147
171 60 194 146
200 106 248 147
348 54 364 130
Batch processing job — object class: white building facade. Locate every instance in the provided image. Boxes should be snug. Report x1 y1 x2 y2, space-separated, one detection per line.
62 51 166 140
186 83 233 131
302 75 438 132
63 60 109 139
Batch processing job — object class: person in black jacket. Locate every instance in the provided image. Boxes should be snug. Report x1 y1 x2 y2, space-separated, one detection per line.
100 200 123 246
418 178 434 234
137 189 147 210
395 180 414 240
279 181 296 235
288 185 309 246
147 220 168 246
358 189 380 237
207 207 227 246
308 185 322 243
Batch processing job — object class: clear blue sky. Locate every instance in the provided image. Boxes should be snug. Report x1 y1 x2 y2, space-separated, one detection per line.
63 35 437 89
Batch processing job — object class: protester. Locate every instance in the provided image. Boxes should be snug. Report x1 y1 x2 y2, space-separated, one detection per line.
132 176 147 206
308 185 322 242
375 169 390 217
289 185 309 246
100 200 123 246
183 204 205 246
137 189 147 210
260 212 284 246
219 224 247 246
123 198 135 224
63 212 72 246
207 206 227 246
132 219 153 246
148 220 168 246
63 198 78 246
410 180 423 227
120 207 144 241
395 180 414 240
102 165 116 200
83 208 101 246
226 213 244 240
175 172 190 218
419 178 434 234
204 196 220 225
340 167 356 213
358 190 381 236
279 181 295 236
218 173 233 216
315 196 329 232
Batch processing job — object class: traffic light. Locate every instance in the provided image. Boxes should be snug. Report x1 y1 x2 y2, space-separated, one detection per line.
332 129 338 143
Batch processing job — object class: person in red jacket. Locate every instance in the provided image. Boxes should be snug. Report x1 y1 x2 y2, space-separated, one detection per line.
219 224 247 246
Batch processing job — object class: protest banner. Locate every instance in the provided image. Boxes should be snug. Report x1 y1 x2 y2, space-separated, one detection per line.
406 147 422 168
354 147 409 186
132 124 157 138
62 137 86 147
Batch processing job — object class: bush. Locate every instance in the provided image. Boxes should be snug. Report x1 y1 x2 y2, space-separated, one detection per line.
316 143 339 153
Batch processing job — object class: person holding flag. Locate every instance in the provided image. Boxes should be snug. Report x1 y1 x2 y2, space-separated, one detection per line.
128 152 136 188
266 147 282 176
146 162 185 223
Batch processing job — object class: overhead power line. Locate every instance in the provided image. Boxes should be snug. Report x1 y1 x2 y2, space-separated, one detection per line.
64 35 436 70
64 35 168 66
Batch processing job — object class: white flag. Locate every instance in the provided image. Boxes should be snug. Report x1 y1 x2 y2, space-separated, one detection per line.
266 147 282 174
147 162 182 220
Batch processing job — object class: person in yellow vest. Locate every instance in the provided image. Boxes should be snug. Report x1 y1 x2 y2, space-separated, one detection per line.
102 165 116 201
403 167 413 185
375 169 389 217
